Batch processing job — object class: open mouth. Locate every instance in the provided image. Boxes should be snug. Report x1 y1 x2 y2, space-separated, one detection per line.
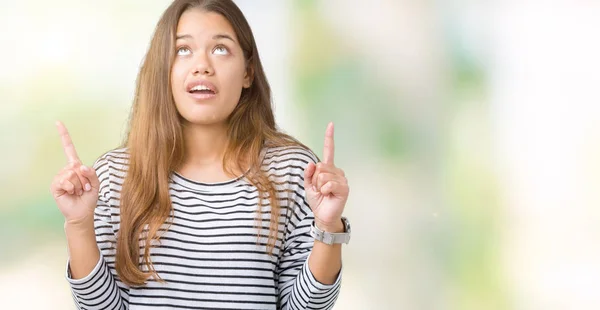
189 85 216 95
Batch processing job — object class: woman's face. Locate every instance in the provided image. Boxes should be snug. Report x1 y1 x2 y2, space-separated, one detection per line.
171 8 251 126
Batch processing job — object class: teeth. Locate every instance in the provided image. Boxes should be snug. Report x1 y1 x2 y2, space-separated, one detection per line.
190 85 212 91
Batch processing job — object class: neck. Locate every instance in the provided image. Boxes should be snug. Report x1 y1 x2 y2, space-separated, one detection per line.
182 122 229 167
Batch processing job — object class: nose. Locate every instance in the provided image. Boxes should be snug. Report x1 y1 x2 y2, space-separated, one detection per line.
192 52 214 76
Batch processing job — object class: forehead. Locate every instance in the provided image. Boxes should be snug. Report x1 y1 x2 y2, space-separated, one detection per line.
176 9 237 40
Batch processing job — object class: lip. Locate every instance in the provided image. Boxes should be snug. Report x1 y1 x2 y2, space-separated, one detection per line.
186 80 218 93
188 91 217 101
185 80 218 101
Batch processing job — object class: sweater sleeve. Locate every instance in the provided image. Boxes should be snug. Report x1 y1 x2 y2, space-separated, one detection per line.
276 150 342 310
65 154 129 310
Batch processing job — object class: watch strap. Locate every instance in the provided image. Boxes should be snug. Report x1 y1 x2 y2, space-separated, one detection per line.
310 217 351 245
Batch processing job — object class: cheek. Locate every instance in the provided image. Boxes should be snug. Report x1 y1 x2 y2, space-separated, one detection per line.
171 63 187 90
219 59 247 85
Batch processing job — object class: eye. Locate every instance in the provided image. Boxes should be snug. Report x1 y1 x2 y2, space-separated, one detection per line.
176 46 191 56
213 45 229 55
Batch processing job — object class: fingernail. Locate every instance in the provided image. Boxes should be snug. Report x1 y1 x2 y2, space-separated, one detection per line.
78 190 83 196
312 185 317 192
84 184 91 191
80 166 88 172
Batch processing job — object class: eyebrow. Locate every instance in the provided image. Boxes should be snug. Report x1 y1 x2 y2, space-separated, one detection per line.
175 33 236 43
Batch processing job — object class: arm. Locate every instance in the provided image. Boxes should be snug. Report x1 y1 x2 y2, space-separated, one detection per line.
52 123 127 309
277 123 349 309
65 156 128 310
276 200 342 310
308 219 344 285
65 217 99 280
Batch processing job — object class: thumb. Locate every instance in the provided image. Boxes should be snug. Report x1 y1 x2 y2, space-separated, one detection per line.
304 162 316 191
80 165 100 190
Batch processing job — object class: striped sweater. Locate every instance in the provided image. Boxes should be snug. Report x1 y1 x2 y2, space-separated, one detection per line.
65 146 342 310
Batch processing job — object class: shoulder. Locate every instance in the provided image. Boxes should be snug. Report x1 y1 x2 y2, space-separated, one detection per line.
261 145 316 221
260 145 319 193
93 148 129 175
262 145 319 168
92 148 129 203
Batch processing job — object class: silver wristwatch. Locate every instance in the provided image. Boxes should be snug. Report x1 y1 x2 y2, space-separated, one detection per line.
310 217 351 245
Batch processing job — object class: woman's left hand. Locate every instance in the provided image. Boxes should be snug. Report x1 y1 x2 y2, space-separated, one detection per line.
304 122 349 232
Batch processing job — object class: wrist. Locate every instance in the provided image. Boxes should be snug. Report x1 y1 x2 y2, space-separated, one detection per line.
315 218 345 233
64 217 94 234
311 217 351 245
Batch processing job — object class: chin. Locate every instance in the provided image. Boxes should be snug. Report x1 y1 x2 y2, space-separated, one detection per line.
174 98 237 127
181 114 228 126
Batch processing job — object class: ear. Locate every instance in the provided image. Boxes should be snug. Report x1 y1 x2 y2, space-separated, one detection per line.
243 66 253 88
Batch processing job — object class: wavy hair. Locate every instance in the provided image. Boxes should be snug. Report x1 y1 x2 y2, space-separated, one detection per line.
116 0 308 286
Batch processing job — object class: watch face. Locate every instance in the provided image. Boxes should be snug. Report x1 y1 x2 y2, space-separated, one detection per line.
342 217 351 232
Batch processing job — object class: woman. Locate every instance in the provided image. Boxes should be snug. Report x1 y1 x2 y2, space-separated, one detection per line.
51 0 351 309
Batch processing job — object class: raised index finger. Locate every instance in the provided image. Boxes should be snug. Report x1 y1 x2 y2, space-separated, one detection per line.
323 122 335 165
56 121 81 164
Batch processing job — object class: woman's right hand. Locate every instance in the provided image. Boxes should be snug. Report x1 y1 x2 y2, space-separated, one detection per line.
50 121 101 226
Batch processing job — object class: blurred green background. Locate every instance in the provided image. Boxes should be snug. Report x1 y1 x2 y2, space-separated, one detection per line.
1 1 600 309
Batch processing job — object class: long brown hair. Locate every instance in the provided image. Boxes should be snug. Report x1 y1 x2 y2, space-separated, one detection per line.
117 0 309 286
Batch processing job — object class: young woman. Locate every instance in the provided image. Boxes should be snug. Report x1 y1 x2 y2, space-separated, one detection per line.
50 0 351 309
